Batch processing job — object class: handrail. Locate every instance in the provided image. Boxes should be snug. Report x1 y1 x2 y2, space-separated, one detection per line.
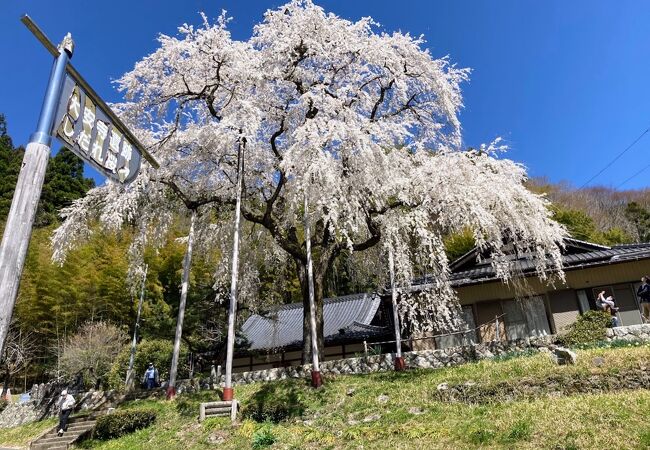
364 313 508 347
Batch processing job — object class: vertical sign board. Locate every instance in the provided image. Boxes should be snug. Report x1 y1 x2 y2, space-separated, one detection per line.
54 75 141 183
0 16 156 357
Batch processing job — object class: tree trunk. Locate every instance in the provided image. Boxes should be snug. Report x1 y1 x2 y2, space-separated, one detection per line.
296 259 325 364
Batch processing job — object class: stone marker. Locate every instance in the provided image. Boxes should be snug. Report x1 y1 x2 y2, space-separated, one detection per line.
552 347 577 365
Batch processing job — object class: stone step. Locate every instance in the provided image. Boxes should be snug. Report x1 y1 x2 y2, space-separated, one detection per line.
67 415 93 424
43 428 93 440
36 427 94 446
36 435 81 445
31 411 99 449
45 422 95 433
31 445 67 450
204 406 232 413
205 412 230 417
202 401 232 407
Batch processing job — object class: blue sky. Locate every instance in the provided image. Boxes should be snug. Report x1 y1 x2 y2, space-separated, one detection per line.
1 1 649 189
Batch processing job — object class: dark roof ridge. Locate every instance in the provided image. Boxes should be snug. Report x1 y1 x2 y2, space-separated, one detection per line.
611 242 650 249
349 321 390 331
257 292 376 315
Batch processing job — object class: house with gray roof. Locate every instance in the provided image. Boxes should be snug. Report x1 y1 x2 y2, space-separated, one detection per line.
232 293 392 372
408 238 650 349
233 238 650 371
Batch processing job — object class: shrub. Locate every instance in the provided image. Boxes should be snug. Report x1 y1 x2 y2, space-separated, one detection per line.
557 310 612 347
59 321 127 389
94 409 156 440
107 339 189 390
252 425 276 449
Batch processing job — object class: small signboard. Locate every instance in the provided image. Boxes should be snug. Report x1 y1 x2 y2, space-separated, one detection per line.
53 75 141 183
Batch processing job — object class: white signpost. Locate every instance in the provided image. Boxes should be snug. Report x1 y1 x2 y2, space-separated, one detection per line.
0 16 158 355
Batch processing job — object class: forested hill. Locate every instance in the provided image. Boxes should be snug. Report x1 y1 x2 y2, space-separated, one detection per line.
528 178 650 245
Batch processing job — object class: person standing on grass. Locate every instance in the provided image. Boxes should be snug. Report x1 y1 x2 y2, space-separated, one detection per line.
143 363 159 389
638 276 650 323
57 389 75 436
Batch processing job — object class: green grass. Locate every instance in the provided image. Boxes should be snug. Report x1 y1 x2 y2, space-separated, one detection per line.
4 345 650 449
0 417 56 447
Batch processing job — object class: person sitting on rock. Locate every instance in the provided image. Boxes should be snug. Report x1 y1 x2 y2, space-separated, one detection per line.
597 291 620 327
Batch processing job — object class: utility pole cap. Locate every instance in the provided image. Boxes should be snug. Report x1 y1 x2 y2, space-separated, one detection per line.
58 32 74 57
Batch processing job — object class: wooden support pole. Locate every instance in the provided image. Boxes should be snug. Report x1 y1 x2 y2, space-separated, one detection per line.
388 248 405 371
167 211 196 399
0 35 72 355
304 195 322 388
223 138 244 402
126 264 148 387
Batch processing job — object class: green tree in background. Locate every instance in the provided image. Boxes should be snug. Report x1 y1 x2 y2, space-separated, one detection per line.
551 206 598 242
0 114 94 226
37 148 95 226
550 205 632 246
625 202 650 243
0 114 24 222
444 229 476 262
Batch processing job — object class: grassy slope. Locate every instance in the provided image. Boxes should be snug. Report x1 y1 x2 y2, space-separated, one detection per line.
4 345 650 450
0 417 56 447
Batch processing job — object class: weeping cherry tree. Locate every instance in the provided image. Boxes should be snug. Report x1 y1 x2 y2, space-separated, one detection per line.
53 0 566 363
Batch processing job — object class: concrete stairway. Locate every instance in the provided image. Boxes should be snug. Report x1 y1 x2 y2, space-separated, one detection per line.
30 415 96 450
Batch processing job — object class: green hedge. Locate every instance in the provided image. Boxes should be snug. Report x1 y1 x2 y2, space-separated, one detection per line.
557 310 612 347
94 409 156 440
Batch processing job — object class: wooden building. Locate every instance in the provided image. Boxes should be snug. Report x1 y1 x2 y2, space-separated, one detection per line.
234 239 650 371
232 293 392 372
414 239 650 349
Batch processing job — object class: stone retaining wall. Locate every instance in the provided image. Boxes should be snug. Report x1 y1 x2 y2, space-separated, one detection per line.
605 324 650 341
227 324 650 385
226 335 556 385
0 382 120 429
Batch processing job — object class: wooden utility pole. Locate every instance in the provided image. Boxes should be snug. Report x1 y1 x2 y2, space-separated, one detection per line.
167 212 196 399
126 264 148 387
0 34 73 356
304 195 322 388
222 139 244 402
388 248 405 370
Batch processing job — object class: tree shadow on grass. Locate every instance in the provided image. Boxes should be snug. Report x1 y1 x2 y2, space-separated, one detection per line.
241 379 328 423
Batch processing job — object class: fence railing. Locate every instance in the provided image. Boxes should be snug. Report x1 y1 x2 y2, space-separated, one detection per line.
362 313 508 356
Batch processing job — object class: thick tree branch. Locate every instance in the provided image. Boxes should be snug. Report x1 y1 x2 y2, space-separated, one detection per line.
370 79 395 121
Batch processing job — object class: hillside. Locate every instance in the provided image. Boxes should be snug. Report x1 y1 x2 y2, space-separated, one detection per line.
3 344 650 449
529 178 650 245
